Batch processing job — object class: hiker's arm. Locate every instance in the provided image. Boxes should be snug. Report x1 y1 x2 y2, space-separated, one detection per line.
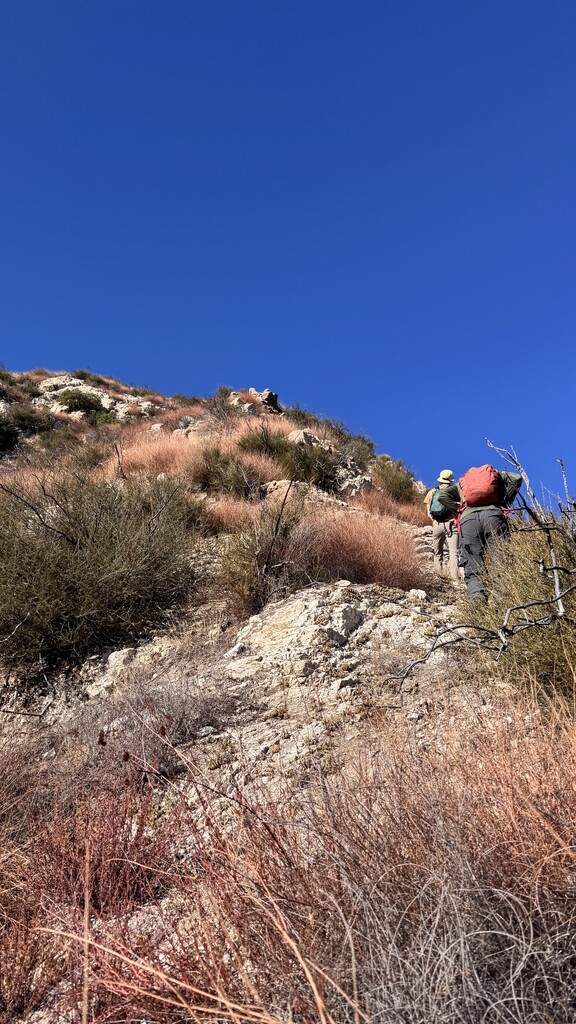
437 485 460 515
501 472 523 505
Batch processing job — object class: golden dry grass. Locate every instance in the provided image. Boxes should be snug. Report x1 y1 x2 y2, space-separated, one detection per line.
100 429 205 478
293 507 426 588
350 487 430 527
5 692 576 1022
204 496 261 533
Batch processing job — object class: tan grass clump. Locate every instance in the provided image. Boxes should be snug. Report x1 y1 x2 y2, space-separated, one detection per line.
351 487 429 527
204 496 261 533
101 430 204 478
293 507 426 588
236 450 286 483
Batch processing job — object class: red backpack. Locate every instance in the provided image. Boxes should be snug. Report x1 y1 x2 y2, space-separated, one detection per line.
459 464 501 508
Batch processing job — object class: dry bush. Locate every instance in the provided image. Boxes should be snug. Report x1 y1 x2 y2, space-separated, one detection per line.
293 508 426 589
219 495 309 614
216 415 299 453
351 487 429 526
221 502 425 616
468 521 576 694
31 699 576 1024
3 695 576 1021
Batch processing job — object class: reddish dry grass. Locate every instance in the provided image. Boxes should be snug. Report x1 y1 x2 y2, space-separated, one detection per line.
3 695 576 1022
215 415 301 452
292 507 426 588
204 496 261 532
350 487 429 527
100 429 204 478
237 450 286 482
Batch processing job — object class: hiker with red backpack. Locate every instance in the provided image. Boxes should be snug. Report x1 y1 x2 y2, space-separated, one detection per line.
436 465 523 602
424 469 459 581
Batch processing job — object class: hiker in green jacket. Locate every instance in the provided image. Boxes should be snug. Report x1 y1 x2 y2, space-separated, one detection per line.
437 466 523 602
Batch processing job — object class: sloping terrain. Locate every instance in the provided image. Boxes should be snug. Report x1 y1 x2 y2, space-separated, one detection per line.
1 369 576 1024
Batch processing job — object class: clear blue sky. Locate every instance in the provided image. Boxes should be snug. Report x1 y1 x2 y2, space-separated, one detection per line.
2 1 575 494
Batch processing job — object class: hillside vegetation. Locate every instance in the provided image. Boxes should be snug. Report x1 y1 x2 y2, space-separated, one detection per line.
1 368 576 1024
0 370 426 679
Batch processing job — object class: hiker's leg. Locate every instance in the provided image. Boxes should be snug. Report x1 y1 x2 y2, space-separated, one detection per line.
432 521 446 574
446 521 459 581
480 509 509 567
459 512 486 599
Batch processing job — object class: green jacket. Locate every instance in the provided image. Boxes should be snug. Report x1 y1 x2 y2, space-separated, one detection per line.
438 471 522 520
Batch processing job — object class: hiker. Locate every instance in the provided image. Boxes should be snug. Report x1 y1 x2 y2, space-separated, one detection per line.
424 469 459 581
437 465 523 601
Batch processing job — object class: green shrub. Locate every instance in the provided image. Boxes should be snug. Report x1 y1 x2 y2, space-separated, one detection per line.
90 410 117 425
237 423 292 461
0 473 200 677
371 456 417 503
239 426 342 491
7 404 53 435
72 369 109 388
54 389 104 413
194 446 263 497
0 417 20 455
280 442 341 493
14 376 41 399
171 393 203 406
204 385 239 422
38 423 82 455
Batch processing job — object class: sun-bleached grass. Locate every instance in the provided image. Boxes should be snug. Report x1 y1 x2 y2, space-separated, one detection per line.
237 450 286 482
7 692 575 1022
220 502 426 616
100 429 205 478
214 413 302 452
204 495 261 533
292 507 427 589
350 487 430 526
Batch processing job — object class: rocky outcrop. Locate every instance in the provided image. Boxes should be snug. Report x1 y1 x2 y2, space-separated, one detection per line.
33 375 158 420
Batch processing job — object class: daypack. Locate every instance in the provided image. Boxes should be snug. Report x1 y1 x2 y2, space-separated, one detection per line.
428 487 452 521
459 464 501 508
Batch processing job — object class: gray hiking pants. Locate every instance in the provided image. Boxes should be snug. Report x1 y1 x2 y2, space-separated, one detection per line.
458 508 509 599
432 520 459 581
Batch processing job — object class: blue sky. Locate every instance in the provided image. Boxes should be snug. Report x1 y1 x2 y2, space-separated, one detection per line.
2 1 575 494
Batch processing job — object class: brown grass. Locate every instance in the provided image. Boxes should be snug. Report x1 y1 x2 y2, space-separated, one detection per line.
350 487 429 526
292 507 426 588
237 450 286 482
100 429 205 478
215 415 301 452
204 496 261 533
6 693 574 1022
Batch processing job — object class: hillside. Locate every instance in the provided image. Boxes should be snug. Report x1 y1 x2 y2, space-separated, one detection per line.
1 368 576 1024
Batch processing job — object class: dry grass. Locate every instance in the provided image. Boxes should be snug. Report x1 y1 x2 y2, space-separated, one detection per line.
215 414 301 452
101 429 205 478
237 450 286 482
5 694 576 1022
204 495 261 533
351 487 429 526
293 507 427 588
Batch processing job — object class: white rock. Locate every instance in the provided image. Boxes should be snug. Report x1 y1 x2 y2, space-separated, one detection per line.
223 642 246 659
